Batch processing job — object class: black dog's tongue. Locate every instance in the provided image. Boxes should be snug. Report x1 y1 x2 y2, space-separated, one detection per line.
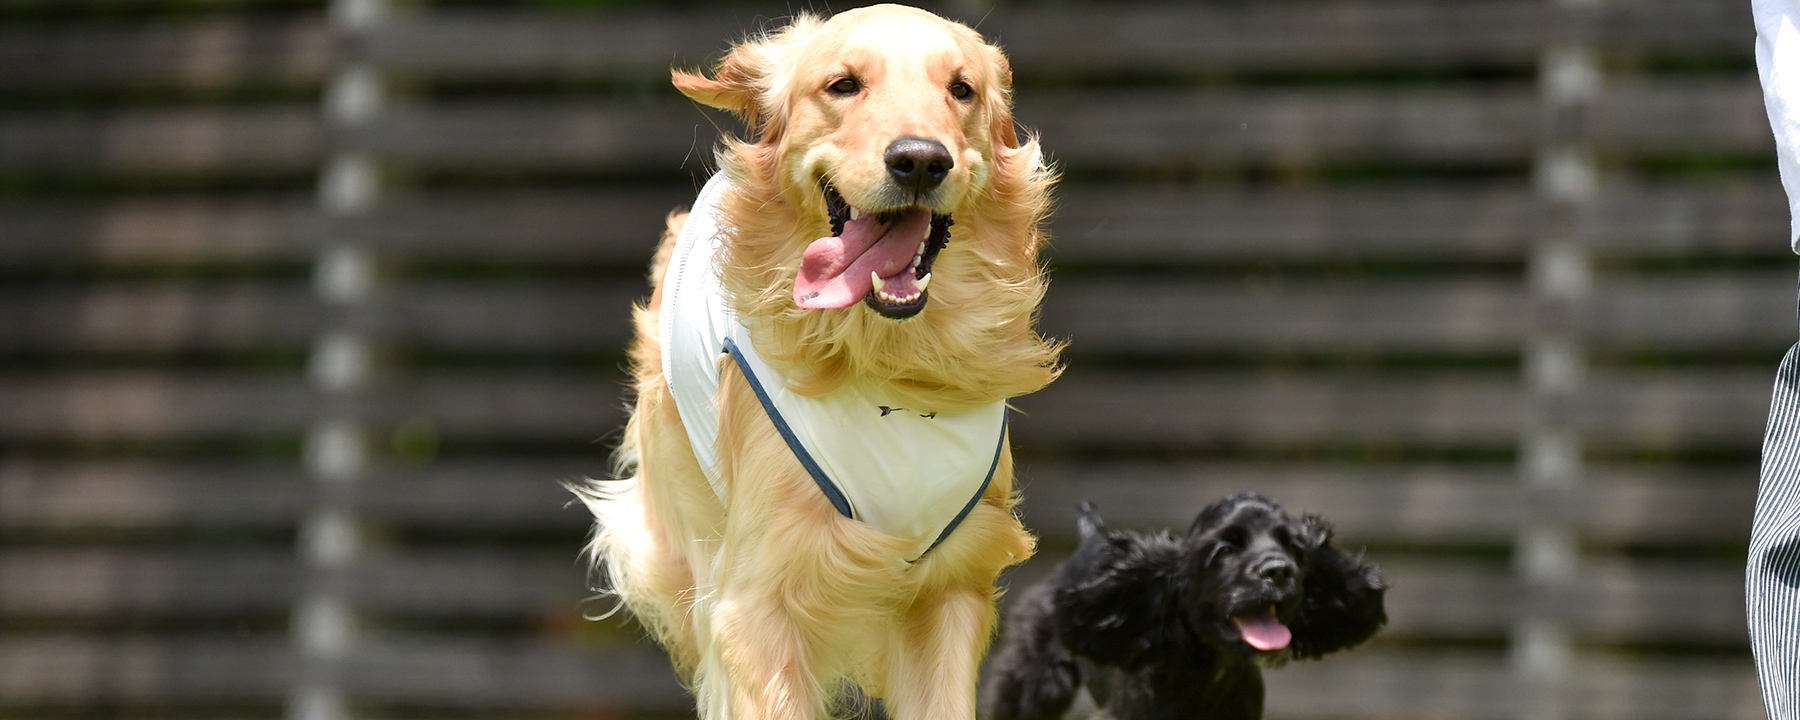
1232 608 1291 651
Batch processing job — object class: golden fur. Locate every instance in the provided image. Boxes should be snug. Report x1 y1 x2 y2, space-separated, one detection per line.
573 6 1062 719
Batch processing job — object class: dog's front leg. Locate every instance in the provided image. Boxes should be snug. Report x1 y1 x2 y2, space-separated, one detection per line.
884 586 995 720
710 577 829 720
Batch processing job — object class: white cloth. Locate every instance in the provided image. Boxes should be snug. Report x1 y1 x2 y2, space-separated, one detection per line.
1756 0 1800 252
659 172 1008 560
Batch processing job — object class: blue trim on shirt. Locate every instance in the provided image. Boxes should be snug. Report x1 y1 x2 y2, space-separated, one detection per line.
722 337 856 520
719 336 1006 557
923 412 1008 557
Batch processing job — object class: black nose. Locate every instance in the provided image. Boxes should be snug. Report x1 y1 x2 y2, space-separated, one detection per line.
1257 559 1296 587
885 137 953 195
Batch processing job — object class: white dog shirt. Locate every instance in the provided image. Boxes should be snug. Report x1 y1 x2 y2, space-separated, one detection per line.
659 173 1009 561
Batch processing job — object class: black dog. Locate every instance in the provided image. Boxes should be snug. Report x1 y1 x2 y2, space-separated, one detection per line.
984 494 1387 720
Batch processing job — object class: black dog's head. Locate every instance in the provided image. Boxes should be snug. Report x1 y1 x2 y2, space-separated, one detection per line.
1051 494 1386 670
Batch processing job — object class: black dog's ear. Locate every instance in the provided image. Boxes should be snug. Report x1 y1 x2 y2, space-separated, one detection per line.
1287 514 1388 660
1052 505 1179 669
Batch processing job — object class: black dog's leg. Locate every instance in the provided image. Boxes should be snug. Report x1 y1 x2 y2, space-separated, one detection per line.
984 583 1082 720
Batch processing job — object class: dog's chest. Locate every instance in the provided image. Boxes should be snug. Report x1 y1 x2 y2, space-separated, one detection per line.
661 173 1006 559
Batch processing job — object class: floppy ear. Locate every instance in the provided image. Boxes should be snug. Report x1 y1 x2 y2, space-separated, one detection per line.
671 16 818 138
673 49 758 119
1286 514 1388 660
1051 505 1179 669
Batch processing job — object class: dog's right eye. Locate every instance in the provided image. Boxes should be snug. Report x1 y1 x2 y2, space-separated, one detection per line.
827 77 860 95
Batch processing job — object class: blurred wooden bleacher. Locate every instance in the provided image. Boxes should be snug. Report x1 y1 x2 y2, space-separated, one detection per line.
0 1 1781 718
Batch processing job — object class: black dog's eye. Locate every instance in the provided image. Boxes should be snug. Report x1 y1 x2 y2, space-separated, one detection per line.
827 77 861 95
949 81 973 100
1207 542 1238 566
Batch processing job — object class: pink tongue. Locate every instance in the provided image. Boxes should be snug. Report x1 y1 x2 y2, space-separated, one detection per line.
794 207 932 309
1232 613 1292 651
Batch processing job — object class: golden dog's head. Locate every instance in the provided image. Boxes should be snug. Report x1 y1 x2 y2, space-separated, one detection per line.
677 4 1060 408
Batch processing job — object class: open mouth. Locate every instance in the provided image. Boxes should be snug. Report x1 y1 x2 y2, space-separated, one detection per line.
793 183 951 320
1225 605 1292 653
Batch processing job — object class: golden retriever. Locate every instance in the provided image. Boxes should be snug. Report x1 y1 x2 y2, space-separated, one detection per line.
573 5 1061 719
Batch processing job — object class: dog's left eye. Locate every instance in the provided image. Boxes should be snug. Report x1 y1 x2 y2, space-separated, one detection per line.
828 77 861 95
948 81 973 100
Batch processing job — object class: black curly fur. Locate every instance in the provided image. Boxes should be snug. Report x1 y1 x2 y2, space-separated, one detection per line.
983 494 1387 720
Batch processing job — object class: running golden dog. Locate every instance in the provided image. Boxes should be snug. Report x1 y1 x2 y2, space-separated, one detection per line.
574 6 1061 719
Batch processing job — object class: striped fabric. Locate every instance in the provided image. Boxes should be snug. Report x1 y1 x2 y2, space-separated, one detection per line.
1753 336 1800 718
1753 3 1800 715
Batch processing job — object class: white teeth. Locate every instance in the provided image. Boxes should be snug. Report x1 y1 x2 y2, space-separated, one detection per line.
849 208 861 221
870 270 924 306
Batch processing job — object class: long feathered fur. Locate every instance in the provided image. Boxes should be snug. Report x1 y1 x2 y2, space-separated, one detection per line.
708 25 1063 411
573 6 1059 720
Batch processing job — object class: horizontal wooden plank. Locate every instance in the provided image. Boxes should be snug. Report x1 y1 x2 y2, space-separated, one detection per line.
0 105 321 177
0 0 305 9
1014 368 1773 452
0 546 1748 644
1032 80 1767 171
1586 273 1797 351
1594 79 1775 159
0 16 329 91
1261 651 1762 720
341 99 725 172
0 635 294 704
0 548 587 618
0 194 324 267
334 81 1761 172
4 270 1788 357
0 460 308 531
331 89 1555 171
336 638 685 710
0 281 322 353
1 85 1758 179
0 368 1772 450
2 179 1782 269
1016 461 1756 547
1382 558 1747 643
0 548 298 617
0 79 1695 178
357 1 1747 83
1 2 1747 90
0 188 685 268
0 280 644 355
0 458 1754 547
1044 271 1795 357
0 636 686 711
993 1 1750 79
0 371 627 444
1029 85 1538 169
1005 552 1746 645
1050 178 1792 264
0 639 1757 717
0 458 600 533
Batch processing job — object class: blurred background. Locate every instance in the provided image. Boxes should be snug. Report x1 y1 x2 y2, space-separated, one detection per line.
0 0 1785 718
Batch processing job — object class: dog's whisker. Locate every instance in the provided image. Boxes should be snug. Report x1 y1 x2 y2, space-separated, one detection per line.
579 593 629 622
